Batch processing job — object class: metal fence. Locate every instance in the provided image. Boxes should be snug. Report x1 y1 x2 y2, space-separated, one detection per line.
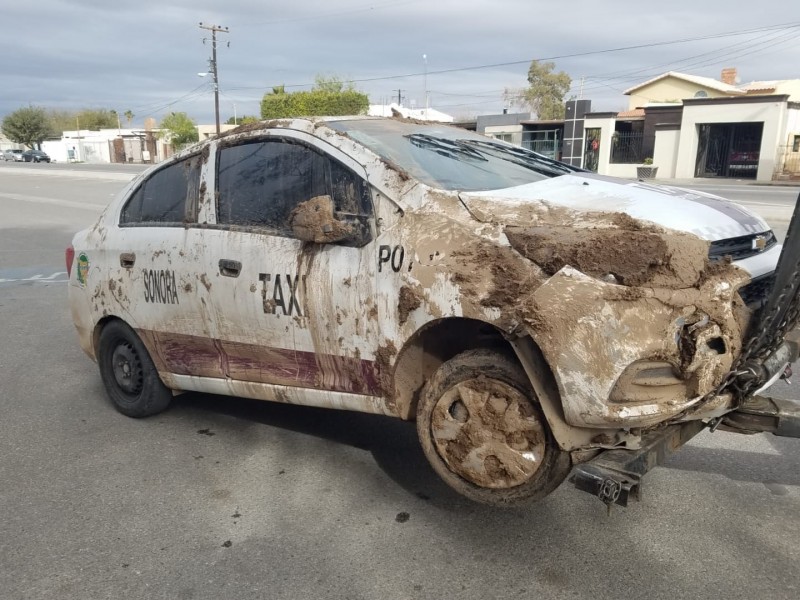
523 138 559 158
775 144 800 179
486 130 561 159
610 131 644 164
521 130 560 159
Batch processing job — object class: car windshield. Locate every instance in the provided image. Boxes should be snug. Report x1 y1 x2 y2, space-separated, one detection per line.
328 119 579 192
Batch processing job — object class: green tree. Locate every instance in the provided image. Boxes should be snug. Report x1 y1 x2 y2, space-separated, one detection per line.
158 112 198 148
76 108 118 130
504 60 572 120
124 110 135 126
1 105 53 148
312 74 355 93
226 115 259 125
261 75 368 119
46 108 120 134
47 109 78 135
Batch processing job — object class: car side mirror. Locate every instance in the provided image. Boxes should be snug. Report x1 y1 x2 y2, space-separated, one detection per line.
289 195 355 244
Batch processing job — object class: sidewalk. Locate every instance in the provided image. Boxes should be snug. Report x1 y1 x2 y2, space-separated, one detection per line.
626 176 800 188
0 164 143 181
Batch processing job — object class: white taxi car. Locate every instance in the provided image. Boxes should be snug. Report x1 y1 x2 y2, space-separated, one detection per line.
67 117 789 507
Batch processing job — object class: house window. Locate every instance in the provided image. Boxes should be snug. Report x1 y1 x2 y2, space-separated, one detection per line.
793 135 800 153
492 133 513 142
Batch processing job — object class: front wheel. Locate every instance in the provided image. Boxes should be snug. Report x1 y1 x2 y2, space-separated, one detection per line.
97 320 172 418
417 349 571 506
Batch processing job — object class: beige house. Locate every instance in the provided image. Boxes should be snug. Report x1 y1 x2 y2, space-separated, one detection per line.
576 69 800 182
624 70 744 110
624 68 800 110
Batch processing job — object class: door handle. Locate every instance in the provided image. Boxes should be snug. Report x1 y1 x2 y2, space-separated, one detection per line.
219 259 241 277
120 252 136 268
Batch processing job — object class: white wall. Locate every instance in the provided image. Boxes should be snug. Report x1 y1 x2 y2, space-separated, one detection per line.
653 128 681 178
606 164 639 178
785 107 800 141
675 100 787 182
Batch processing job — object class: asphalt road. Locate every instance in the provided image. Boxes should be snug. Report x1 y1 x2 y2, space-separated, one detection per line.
1 164 799 600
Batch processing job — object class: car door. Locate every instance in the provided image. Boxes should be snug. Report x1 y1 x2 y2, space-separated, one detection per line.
106 153 224 379
202 133 383 397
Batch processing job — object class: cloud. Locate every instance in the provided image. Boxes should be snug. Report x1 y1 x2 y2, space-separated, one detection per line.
1 0 797 124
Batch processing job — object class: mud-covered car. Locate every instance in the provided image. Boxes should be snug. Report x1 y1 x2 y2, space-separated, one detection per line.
67 117 800 508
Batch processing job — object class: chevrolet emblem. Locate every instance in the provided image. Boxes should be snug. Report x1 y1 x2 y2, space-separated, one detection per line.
752 235 767 251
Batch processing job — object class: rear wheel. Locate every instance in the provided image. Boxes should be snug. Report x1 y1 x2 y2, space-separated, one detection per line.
97 320 172 418
417 349 571 506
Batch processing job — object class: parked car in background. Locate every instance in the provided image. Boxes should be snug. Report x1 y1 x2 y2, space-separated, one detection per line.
22 150 51 163
2 149 25 161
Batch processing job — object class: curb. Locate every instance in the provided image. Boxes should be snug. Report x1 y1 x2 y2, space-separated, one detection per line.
0 166 141 182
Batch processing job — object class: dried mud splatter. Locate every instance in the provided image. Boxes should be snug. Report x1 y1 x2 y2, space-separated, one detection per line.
398 285 422 324
376 340 398 399
288 195 352 243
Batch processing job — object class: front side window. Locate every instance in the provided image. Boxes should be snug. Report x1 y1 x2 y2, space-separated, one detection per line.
216 138 372 238
120 155 201 225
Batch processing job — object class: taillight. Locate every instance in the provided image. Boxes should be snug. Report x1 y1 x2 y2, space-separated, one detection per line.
66 245 75 278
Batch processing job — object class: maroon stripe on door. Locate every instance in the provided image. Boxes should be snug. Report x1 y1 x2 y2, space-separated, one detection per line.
139 330 225 379
140 331 383 396
222 340 382 396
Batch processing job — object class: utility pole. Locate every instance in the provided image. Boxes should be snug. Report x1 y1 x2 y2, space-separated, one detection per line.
199 22 229 136
393 89 404 106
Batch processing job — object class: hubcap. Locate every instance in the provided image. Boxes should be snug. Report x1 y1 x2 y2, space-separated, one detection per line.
430 378 546 489
111 342 144 395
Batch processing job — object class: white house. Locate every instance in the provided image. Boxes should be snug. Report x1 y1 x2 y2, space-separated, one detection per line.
368 103 454 122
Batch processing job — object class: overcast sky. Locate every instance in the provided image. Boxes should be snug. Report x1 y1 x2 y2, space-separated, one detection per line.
1 0 798 126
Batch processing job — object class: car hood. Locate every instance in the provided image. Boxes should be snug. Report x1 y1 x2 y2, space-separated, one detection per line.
459 172 769 241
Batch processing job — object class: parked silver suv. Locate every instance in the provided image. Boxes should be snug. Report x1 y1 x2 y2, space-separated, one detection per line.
2 149 25 162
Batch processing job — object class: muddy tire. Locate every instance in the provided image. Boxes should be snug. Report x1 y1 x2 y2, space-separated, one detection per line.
97 320 172 418
417 349 571 506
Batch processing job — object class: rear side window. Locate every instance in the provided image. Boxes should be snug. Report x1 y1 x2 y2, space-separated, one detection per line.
216 138 371 235
121 155 201 225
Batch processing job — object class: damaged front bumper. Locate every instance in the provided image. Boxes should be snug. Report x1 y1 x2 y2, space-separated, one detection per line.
528 267 749 430
572 389 800 507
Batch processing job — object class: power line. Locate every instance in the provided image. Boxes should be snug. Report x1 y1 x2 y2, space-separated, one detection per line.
224 21 800 93
128 82 213 116
582 27 792 83
576 28 800 96
234 0 420 27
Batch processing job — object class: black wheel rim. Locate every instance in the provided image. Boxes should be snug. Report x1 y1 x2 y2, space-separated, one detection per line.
111 342 144 395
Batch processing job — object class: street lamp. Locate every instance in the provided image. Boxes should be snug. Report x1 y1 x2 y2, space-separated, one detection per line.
422 54 428 118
